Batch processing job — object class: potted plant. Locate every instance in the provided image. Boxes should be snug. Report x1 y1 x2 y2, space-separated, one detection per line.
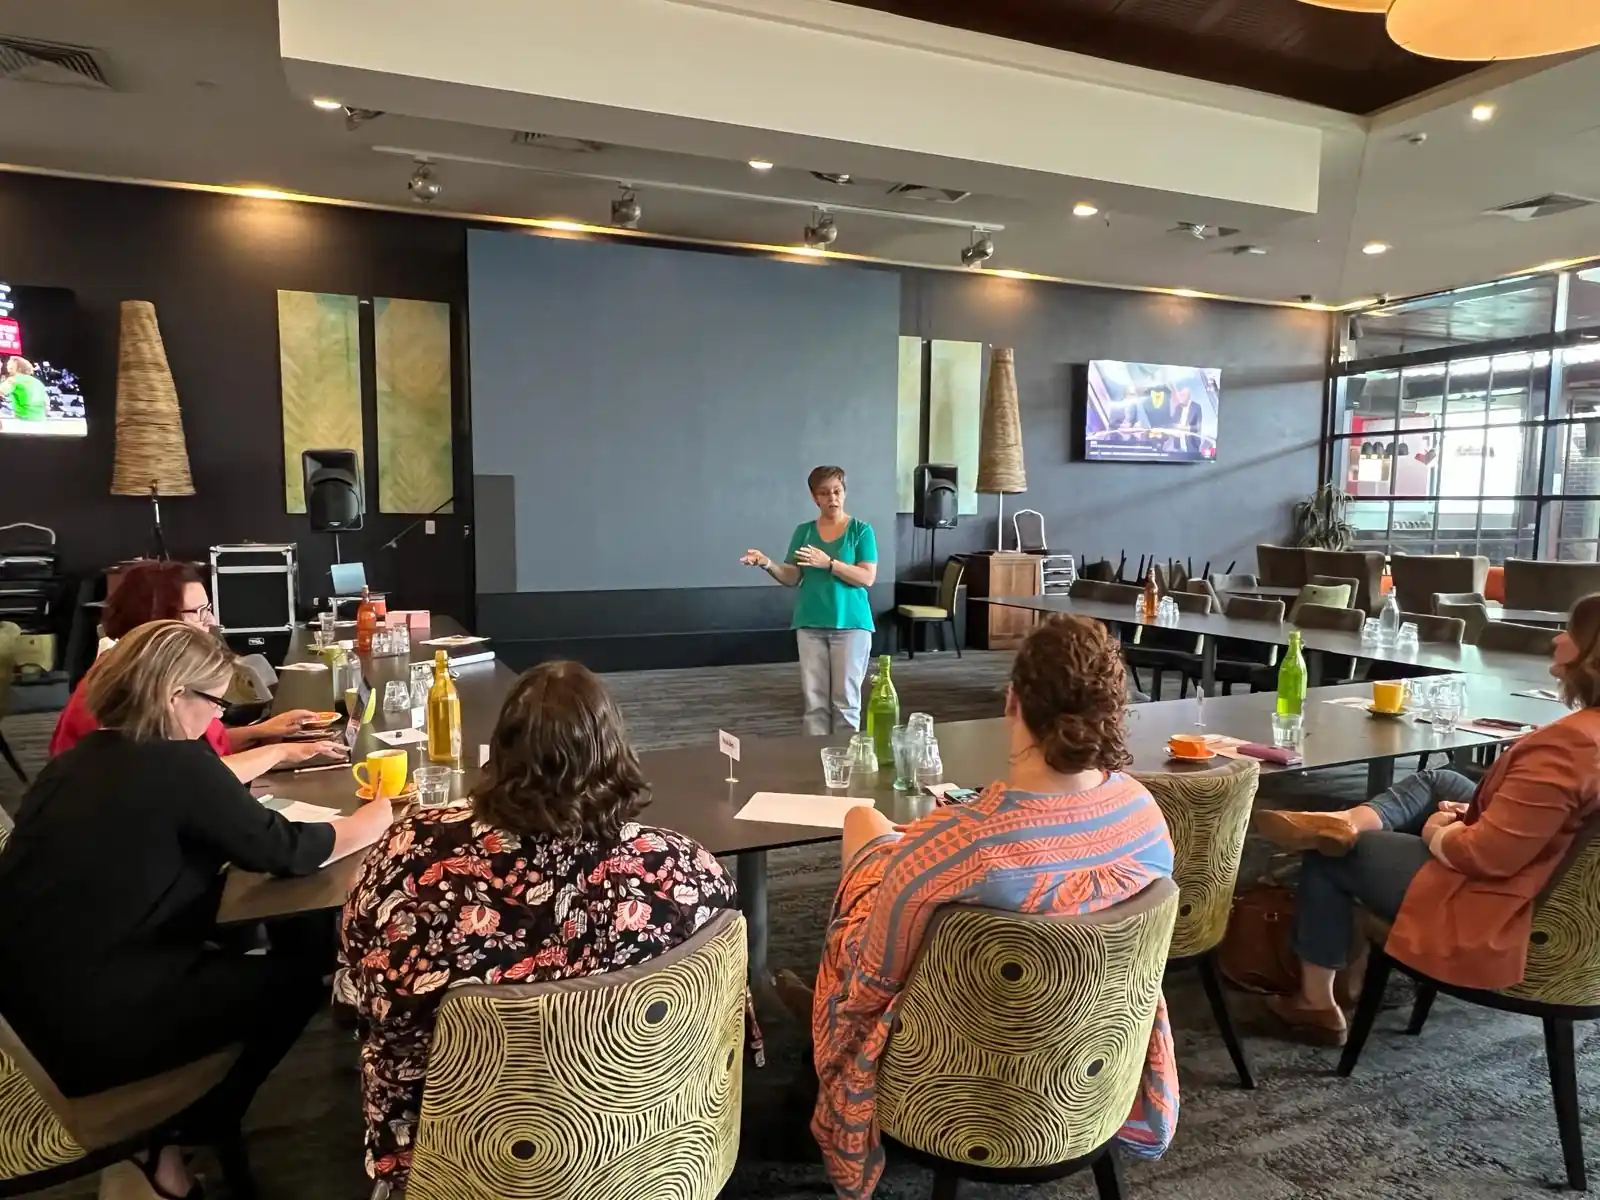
1292 485 1356 550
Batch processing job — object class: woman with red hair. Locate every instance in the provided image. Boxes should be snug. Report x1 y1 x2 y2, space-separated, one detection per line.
51 561 339 781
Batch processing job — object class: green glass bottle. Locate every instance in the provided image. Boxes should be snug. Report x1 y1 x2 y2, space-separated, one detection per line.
864 655 900 768
1276 630 1307 716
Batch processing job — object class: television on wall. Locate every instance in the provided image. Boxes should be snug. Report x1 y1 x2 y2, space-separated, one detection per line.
1082 359 1221 463
0 282 86 437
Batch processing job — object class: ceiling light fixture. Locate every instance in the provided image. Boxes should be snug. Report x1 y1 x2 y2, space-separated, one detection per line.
311 97 344 111
1386 0 1600 60
1471 102 1497 122
542 220 589 233
960 228 995 269
610 186 642 230
803 209 838 249
1362 241 1390 255
406 160 441 204
748 159 775 172
1072 202 1099 218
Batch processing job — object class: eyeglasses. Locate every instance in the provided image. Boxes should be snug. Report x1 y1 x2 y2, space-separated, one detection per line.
186 686 230 711
182 602 215 621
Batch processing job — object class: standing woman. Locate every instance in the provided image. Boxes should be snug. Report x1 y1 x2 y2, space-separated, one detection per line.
742 465 878 735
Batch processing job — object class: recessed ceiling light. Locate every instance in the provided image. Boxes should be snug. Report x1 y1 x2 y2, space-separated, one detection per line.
1241 245 1270 256
1470 103 1497 122
748 159 775 172
312 98 344 111
1362 241 1390 256
1072 202 1098 217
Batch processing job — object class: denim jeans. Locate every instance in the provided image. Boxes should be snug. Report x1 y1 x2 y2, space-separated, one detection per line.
1293 769 1478 970
796 628 873 736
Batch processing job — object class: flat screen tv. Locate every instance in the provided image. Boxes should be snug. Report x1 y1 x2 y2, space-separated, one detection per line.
0 282 85 437
1083 359 1220 463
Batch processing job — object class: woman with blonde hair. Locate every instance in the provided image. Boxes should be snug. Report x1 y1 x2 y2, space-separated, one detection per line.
0 621 393 1198
1257 593 1600 1045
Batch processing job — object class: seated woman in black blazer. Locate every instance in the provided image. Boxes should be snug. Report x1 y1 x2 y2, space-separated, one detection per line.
0 620 393 1198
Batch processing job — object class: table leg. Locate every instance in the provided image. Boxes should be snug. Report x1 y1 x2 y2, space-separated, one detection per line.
1200 637 1217 697
737 849 770 985
1366 758 1395 797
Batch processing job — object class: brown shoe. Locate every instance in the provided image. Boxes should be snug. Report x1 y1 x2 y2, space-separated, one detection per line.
1264 995 1348 1047
1253 809 1358 856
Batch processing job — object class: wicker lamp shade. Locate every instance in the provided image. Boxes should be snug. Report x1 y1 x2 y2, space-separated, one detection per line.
111 300 194 497
1388 0 1600 59
976 347 1026 494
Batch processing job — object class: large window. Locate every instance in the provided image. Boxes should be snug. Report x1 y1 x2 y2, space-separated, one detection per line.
1328 271 1600 562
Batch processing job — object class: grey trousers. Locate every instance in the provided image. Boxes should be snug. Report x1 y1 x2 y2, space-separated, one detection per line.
796 628 873 736
1293 769 1478 970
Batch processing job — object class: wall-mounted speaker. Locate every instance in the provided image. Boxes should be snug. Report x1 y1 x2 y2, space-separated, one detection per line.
914 463 958 530
302 448 364 531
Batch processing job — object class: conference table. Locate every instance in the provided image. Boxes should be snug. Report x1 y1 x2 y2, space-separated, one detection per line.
220 616 1567 981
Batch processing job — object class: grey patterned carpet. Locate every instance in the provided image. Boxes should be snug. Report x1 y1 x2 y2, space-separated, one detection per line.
4 652 1594 1200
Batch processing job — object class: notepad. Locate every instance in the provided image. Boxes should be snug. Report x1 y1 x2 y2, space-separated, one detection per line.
735 792 864 830
275 801 343 824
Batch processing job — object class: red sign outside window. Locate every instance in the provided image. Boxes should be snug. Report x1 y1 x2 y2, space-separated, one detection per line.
0 318 20 356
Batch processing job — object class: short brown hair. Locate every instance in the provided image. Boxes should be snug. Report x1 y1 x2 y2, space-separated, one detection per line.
1560 594 1600 709
82 620 234 742
1009 614 1131 774
104 561 205 640
472 661 649 840
807 465 846 494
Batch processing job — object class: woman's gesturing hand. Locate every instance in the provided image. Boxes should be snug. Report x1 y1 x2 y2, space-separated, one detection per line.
739 549 772 569
794 545 832 569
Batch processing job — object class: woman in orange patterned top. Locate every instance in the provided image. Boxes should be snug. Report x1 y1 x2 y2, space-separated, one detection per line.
783 614 1179 1199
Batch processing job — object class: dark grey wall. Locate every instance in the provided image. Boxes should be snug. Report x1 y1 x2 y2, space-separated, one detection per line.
896 274 1329 581
468 231 900 593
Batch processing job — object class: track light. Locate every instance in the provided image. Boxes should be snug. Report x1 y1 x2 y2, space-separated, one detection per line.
611 187 642 229
406 160 441 204
803 209 837 249
960 229 995 268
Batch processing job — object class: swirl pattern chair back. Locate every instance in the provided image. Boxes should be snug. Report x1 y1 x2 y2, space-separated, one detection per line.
1505 820 1600 1007
406 910 747 1200
0 1016 84 1182
876 879 1178 1171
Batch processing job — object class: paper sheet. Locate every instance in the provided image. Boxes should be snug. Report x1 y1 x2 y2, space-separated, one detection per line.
421 634 488 647
274 801 343 823
372 727 426 746
735 792 864 830
280 661 329 672
1200 735 1249 759
1320 696 1371 708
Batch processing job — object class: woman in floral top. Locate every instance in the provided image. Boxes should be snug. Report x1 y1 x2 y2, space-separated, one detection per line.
336 661 741 1192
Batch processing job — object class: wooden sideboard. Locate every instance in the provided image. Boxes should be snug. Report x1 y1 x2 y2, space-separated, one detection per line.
963 551 1041 650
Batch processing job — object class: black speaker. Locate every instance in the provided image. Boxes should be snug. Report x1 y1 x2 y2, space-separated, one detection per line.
302 448 364 531
914 463 958 529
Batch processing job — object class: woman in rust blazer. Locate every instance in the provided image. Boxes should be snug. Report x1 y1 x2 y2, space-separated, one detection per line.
1254 594 1600 1045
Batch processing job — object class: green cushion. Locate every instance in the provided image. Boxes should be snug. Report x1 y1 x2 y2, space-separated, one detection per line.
897 605 948 620
1290 583 1350 621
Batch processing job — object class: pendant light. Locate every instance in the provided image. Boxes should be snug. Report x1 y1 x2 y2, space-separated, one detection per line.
1387 0 1600 60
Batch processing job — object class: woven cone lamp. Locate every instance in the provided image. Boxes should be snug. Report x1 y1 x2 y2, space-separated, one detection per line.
111 301 193 558
976 347 1026 551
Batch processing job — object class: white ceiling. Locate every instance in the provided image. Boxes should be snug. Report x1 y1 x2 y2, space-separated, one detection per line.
5 0 1600 307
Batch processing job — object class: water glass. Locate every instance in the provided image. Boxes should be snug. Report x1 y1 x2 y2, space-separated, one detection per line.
913 736 944 793
1431 677 1466 734
317 611 336 647
392 621 411 656
821 746 853 790
1157 595 1179 625
409 661 435 707
382 679 411 713
1408 677 1437 723
847 732 879 779
1395 622 1420 651
414 765 456 808
1270 712 1304 749
890 724 919 792
1360 618 1381 645
906 712 935 741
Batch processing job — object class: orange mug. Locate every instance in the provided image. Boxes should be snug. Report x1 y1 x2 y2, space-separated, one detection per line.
1371 680 1406 714
1168 734 1209 759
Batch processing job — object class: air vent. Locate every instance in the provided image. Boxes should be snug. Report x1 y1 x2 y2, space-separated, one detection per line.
0 36 108 89
510 131 605 153
885 184 971 204
1485 193 1596 221
1169 221 1239 240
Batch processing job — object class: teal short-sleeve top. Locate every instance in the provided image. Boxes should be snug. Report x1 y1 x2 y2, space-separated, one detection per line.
785 518 877 632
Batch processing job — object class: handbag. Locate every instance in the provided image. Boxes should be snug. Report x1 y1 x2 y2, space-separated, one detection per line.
1218 882 1369 1002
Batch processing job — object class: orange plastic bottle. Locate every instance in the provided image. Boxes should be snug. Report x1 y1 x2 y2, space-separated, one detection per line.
1142 568 1160 622
355 586 377 654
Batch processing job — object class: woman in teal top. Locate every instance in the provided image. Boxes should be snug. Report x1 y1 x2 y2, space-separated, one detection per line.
742 465 878 735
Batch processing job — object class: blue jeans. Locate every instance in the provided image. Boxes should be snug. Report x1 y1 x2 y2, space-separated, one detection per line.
1293 769 1478 970
796 628 872 736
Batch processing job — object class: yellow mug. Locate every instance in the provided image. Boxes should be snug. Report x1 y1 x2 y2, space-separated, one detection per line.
1372 680 1407 713
352 748 409 799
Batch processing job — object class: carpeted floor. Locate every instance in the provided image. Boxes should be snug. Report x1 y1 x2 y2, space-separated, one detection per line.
5 653 1595 1200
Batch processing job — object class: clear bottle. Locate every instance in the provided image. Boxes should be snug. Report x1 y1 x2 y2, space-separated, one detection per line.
863 655 901 769
1276 630 1307 716
426 649 462 766
1377 591 1401 647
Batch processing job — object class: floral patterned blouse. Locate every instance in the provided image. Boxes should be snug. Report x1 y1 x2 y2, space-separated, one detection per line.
335 809 743 1189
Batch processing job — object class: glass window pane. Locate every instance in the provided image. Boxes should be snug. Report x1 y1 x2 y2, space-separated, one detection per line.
1339 370 1401 434
1346 500 1391 550
1548 422 1600 495
1557 539 1600 563
1568 267 1600 332
1347 277 1557 360
1551 342 1600 419
1388 500 1438 551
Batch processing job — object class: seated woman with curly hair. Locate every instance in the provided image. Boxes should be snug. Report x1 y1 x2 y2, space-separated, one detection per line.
335 661 742 1194
785 614 1180 1200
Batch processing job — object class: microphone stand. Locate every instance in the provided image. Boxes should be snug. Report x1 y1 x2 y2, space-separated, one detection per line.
383 497 456 551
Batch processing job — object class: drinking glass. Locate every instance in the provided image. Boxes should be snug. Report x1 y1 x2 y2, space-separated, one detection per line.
913 736 944 793
1431 677 1466 734
1408 677 1437 723
821 747 853 790
847 732 878 779
890 724 920 792
392 621 411 656
317 611 336 647
414 765 456 808
382 679 411 713
409 661 435 708
906 712 935 741
1360 618 1381 645
1395 622 1420 651
1158 596 1179 625
1270 712 1303 748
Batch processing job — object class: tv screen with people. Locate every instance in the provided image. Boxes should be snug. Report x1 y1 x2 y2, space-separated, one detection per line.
0 282 85 437
1083 359 1221 463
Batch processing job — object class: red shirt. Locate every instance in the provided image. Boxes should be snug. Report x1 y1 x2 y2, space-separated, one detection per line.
49 682 233 760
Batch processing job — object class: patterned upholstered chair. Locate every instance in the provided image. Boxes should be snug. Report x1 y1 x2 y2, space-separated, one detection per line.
876 879 1179 1200
0 1016 246 1199
406 910 747 1200
1341 821 1600 1191
1137 759 1261 1089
